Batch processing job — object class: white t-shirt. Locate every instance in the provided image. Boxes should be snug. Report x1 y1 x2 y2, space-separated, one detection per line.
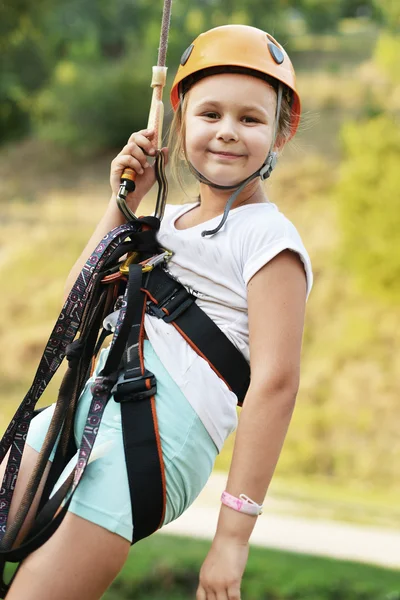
144 201 313 451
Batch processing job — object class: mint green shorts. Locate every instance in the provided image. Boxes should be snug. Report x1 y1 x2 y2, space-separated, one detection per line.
26 341 218 542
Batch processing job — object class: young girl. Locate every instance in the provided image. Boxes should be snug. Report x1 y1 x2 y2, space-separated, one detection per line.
4 24 312 600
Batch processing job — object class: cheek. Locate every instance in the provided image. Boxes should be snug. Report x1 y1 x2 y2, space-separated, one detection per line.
247 129 273 157
185 118 209 154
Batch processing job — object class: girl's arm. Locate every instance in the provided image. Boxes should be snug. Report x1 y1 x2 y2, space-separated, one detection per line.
197 249 307 600
63 129 165 300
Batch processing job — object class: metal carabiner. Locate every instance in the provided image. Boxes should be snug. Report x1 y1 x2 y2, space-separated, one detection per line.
119 249 172 276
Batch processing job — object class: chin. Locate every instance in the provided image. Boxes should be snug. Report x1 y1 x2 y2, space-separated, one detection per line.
210 176 243 188
198 166 249 188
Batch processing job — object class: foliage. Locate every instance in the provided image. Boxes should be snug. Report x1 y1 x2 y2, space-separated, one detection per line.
335 28 400 305
0 0 388 145
374 32 400 84
298 0 342 33
0 0 54 142
101 535 400 600
33 57 154 155
335 114 400 304
373 0 400 31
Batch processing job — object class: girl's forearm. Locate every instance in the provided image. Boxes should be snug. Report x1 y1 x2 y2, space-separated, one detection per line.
63 194 140 300
215 385 296 543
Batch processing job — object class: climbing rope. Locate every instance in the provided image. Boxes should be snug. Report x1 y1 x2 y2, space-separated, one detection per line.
117 0 173 221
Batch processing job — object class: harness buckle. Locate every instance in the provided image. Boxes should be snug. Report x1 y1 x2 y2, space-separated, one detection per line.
112 370 157 403
146 287 195 323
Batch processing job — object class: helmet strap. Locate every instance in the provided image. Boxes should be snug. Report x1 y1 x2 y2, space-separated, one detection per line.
259 83 283 181
201 170 260 237
186 161 240 190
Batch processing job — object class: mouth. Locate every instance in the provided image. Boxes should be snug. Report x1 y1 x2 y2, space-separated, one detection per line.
209 150 245 160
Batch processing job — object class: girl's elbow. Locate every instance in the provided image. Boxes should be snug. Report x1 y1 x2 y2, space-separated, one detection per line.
250 370 300 407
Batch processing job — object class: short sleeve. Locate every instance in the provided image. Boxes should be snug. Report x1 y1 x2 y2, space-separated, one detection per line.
242 212 313 301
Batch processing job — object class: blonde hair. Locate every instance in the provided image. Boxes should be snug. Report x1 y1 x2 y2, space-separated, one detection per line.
167 79 296 191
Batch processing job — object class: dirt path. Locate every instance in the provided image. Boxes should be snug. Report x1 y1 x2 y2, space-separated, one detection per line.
159 472 400 570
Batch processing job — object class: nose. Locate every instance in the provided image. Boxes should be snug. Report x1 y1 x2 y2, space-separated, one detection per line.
216 116 239 142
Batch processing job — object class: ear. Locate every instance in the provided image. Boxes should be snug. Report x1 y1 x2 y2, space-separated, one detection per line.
274 135 286 153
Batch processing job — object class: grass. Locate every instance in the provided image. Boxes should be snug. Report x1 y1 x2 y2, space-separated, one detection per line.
3 533 398 599
101 534 400 600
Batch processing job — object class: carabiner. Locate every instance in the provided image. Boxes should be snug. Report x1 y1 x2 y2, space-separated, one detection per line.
119 249 172 276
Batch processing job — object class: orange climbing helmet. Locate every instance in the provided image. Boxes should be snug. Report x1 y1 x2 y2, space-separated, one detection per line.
170 24 301 140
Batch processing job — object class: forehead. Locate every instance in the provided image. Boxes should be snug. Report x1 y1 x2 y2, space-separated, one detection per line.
186 72 277 111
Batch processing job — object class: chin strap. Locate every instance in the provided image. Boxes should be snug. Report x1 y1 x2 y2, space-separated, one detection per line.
188 84 283 237
200 170 260 237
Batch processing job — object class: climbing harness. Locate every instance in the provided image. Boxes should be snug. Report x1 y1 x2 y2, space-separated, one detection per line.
0 216 250 595
0 4 251 597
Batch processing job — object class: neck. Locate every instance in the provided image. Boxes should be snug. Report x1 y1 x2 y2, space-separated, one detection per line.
197 179 266 218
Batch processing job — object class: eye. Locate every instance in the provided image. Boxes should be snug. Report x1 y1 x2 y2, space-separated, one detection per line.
202 112 220 119
242 116 260 124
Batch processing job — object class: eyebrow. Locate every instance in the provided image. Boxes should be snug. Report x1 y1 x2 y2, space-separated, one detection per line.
194 99 269 117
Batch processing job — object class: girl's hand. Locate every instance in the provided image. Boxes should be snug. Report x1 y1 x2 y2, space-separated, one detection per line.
110 129 168 210
196 535 249 600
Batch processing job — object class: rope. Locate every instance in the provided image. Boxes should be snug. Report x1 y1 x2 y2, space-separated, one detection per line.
117 0 172 221
157 0 173 67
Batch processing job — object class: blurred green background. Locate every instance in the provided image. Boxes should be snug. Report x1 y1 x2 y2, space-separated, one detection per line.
1 0 399 595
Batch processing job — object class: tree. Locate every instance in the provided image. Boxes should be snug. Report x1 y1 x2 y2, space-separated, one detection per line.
336 114 400 303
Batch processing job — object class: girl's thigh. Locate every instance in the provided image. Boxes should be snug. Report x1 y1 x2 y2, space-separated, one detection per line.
7 511 130 600
26 341 219 542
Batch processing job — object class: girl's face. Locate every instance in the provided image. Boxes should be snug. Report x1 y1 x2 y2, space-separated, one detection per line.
184 73 277 188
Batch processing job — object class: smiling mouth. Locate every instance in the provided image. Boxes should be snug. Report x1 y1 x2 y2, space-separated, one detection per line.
209 151 244 159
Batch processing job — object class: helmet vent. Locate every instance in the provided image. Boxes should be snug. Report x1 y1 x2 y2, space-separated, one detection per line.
180 44 194 66
268 42 284 65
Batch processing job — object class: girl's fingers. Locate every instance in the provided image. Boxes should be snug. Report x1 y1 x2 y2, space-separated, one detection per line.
121 137 156 169
227 587 241 600
196 585 207 600
121 143 149 170
129 134 156 156
128 130 156 155
113 155 145 175
128 128 155 144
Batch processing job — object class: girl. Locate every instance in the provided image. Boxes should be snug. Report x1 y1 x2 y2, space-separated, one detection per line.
4 24 312 600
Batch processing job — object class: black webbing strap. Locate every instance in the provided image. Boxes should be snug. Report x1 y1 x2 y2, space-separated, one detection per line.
0 219 168 598
143 267 251 405
112 262 166 543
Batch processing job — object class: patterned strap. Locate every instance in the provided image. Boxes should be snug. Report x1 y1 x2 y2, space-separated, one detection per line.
0 222 138 542
70 262 144 493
